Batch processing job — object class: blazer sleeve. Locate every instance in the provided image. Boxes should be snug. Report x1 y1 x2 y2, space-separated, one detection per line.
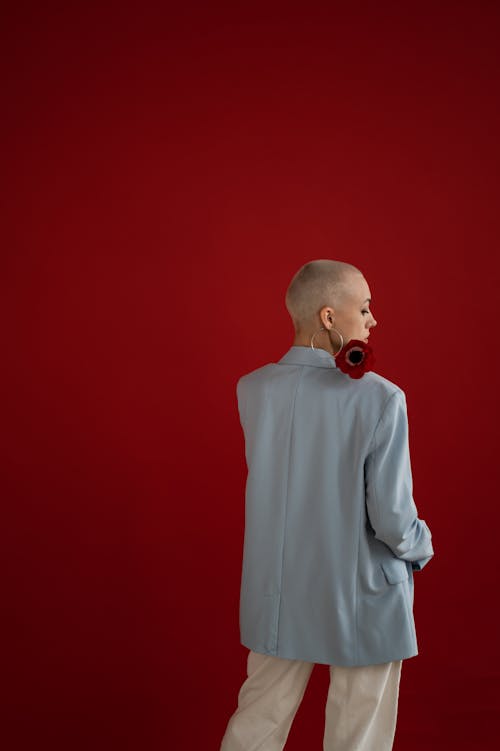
364 390 434 571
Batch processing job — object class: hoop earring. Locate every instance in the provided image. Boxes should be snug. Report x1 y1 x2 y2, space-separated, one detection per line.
310 325 344 356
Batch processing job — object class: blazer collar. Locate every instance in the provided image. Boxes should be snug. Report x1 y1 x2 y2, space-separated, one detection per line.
277 345 337 369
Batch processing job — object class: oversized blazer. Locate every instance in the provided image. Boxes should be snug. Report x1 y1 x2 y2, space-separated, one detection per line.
235 344 434 667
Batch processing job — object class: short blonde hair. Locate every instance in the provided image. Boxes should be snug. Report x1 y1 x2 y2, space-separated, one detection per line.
285 259 363 332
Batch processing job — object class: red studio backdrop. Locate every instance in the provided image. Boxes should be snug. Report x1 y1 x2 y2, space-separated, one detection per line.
3 2 500 749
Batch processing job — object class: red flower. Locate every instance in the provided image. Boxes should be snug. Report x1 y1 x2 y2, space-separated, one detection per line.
334 339 375 379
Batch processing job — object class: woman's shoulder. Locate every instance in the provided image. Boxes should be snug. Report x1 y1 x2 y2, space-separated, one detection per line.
237 362 274 385
359 369 406 401
237 363 405 400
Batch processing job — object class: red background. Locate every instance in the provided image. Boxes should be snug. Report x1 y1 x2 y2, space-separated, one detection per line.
3 2 500 749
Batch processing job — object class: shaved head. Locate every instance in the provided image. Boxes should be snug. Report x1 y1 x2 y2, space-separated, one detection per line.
285 259 364 333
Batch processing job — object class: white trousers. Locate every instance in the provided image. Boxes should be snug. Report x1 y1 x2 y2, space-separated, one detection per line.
220 650 402 751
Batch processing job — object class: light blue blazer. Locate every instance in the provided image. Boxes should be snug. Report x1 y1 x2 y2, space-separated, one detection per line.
236 345 434 667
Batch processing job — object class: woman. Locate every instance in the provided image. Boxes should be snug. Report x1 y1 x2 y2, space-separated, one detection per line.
220 259 434 751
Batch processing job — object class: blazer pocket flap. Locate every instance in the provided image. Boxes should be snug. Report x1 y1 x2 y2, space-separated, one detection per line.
380 558 409 584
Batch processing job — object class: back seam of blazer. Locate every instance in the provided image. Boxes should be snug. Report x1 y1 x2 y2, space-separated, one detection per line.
355 487 362 664
366 390 401 456
357 391 400 662
275 365 305 652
